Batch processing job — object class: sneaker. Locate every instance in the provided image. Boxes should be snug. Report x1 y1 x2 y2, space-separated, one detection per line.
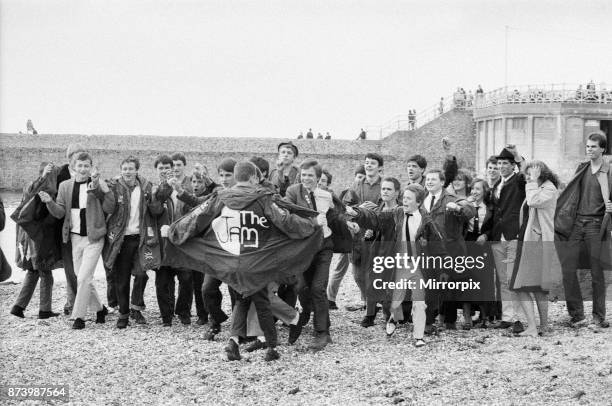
72 318 85 330
288 322 303 344
245 339 267 353
361 315 375 328
512 321 525 334
592 317 610 328
96 306 108 324
38 311 60 319
569 316 587 328
328 300 338 310
386 320 397 337
130 310 147 325
224 340 241 361
308 332 330 352
414 339 426 348
204 323 221 341
116 317 129 329
10 305 25 319
179 315 191 325
264 348 280 362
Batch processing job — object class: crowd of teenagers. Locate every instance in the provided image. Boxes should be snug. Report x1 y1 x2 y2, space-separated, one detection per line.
4 132 612 362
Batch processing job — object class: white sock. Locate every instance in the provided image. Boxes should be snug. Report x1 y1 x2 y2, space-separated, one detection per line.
230 336 239 344
258 336 266 343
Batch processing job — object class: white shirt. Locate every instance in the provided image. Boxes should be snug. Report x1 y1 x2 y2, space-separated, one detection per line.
468 202 487 233
495 173 515 199
423 191 442 213
401 209 421 257
70 182 88 234
125 185 141 235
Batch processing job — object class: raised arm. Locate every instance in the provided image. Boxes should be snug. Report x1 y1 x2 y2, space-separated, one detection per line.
525 181 557 209
265 199 318 239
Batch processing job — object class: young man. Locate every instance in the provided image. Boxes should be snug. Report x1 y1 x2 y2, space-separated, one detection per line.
285 159 336 350
556 133 612 328
40 152 115 329
485 156 501 190
102 156 162 328
423 169 475 331
489 146 527 333
343 153 383 319
347 183 446 347
406 154 427 187
268 142 300 197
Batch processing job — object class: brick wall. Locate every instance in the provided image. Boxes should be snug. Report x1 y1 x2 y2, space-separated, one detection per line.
0 114 476 193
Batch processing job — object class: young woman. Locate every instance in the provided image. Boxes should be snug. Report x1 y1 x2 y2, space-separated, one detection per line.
510 161 559 337
446 168 472 199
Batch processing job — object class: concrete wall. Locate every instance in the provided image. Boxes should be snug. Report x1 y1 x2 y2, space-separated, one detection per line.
0 113 477 193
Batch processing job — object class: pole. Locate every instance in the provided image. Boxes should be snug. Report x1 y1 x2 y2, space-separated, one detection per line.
504 25 509 92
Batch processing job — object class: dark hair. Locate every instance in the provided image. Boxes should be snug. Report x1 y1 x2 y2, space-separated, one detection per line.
470 177 491 205
407 154 427 170
524 160 559 188
587 132 607 149
405 183 426 204
354 165 366 175
365 153 384 167
234 161 257 182
154 154 173 168
249 156 270 178
218 158 237 173
171 152 187 165
321 169 332 185
121 155 140 170
381 176 401 192
453 168 473 194
486 155 498 167
192 172 204 181
73 151 93 165
299 159 322 178
425 169 445 183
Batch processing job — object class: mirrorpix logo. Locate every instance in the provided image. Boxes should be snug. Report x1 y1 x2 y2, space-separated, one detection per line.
211 207 270 255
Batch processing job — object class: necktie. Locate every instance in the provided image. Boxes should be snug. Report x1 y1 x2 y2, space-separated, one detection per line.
309 191 318 211
473 209 480 235
405 213 413 256
429 195 436 212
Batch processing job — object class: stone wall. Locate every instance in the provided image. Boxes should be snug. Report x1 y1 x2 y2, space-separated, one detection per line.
0 112 477 193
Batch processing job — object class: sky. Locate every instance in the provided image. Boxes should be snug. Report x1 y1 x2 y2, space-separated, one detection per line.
1 0 611 139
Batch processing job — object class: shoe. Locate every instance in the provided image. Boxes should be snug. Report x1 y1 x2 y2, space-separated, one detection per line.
10 305 25 318
264 348 280 362
72 318 85 329
597 320 610 328
130 310 147 325
38 311 60 319
512 321 525 334
96 306 108 324
162 319 172 327
493 321 513 329
308 332 330 352
414 339 426 348
116 317 129 329
196 317 208 325
345 304 366 312
444 322 457 330
224 340 241 361
361 315 375 328
424 324 438 336
179 315 191 325
568 315 587 327
328 300 338 310
298 310 311 327
204 324 221 341
326 334 333 344
386 320 397 337
288 322 303 345
63 308 72 316
245 339 267 353
462 322 472 331
108 306 118 314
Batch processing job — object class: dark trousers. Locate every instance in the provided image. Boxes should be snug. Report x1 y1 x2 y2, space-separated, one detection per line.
560 217 607 321
131 273 148 310
202 275 237 326
155 266 194 320
422 268 440 325
61 242 77 313
277 283 297 308
299 244 333 334
112 236 140 317
192 271 207 319
230 288 277 347
105 266 118 308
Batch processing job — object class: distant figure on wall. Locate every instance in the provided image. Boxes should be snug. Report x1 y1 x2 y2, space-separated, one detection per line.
325 132 331 140
438 98 444 115
317 133 324 140
297 132 304 139
357 128 366 140
306 129 314 139
27 119 38 135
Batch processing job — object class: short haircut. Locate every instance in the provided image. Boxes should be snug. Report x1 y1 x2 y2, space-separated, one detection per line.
234 161 257 182
171 152 187 165
218 157 237 173
121 155 140 170
321 169 333 185
405 183 426 203
382 176 401 192
354 165 366 176
154 154 173 168
486 155 498 167
365 152 384 167
192 172 204 181
299 159 322 178
249 156 270 177
587 132 607 149
425 169 445 183
73 151 93 165
66 143 86 160
407 154 427 170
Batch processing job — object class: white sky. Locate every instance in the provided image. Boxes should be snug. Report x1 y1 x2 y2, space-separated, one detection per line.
1 0 610 139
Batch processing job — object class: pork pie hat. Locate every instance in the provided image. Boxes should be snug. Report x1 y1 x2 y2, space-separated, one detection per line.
495 148 516 163
277 141 299 157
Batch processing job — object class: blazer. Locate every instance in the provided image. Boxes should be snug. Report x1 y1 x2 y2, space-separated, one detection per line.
426 190 475 256
490 169 527 241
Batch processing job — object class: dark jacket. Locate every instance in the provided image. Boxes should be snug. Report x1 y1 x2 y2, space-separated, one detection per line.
0 197 11 282
490 169 527 241
269 165 300 197
427 190 475 256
